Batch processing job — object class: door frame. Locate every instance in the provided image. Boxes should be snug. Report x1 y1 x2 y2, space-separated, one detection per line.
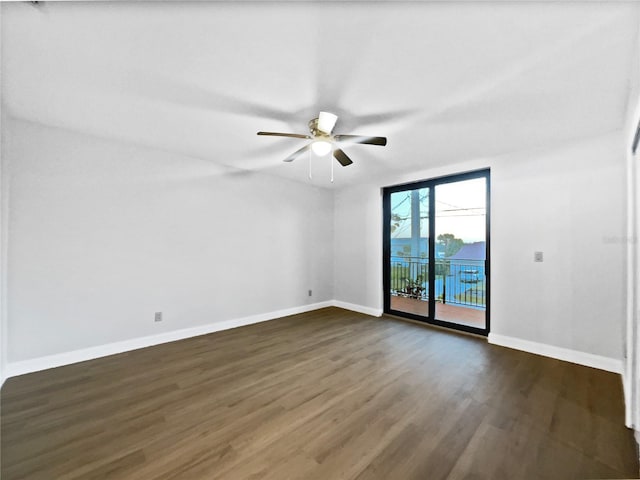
383 169 490 336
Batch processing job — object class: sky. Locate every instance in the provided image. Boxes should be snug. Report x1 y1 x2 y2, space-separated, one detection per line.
391 177 486 243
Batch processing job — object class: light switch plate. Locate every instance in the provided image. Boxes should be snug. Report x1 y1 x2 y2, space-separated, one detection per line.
534 251 544 262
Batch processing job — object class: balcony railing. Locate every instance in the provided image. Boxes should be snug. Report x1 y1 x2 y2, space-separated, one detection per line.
390 256 486 309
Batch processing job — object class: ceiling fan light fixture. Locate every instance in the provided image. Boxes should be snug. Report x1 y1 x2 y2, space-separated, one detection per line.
317 111 338 134
311 140 332 156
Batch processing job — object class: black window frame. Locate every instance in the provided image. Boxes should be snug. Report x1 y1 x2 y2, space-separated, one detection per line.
382 169 491 336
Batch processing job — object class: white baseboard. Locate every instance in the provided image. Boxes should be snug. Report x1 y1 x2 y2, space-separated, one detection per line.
332 300 383 318
488 333 623 374
623 366 633 427
5 301 334 379
4 305 622 380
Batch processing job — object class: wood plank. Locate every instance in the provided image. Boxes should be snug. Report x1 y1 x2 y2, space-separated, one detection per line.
1 307 637 479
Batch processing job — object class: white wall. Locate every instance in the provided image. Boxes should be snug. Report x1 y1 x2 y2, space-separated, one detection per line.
622 11 640 431
334 184 383 313
0 7 6 386
491 134 626 360
3 114 629 372
0 113 6 385
5 117 334 364
625 118 639 432
334 132 627 363
632 131 640 438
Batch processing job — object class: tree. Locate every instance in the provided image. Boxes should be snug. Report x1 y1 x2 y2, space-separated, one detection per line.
437 233 464 257
390 213 403 234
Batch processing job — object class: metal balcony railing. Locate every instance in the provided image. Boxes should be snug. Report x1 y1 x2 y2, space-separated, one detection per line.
390 256 486 309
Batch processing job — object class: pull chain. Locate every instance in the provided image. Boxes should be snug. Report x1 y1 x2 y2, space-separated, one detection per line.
330 155 334 183
307 149 335 183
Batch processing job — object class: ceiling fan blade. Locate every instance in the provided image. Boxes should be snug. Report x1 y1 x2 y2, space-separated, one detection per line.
258 132 312 139
334 135 387 146
333 148 353 167
284 144 312 162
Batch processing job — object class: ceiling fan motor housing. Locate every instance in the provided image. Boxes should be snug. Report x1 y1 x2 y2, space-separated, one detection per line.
308 118 332 139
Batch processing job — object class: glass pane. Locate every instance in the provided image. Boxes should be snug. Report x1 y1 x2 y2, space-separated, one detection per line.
434 178 486 329
389 188 429 316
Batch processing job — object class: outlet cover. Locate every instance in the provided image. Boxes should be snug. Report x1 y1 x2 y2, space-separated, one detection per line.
154 312 162 322
534 252 544 262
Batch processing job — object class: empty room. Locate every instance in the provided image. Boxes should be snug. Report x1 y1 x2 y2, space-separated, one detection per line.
1 1 640 479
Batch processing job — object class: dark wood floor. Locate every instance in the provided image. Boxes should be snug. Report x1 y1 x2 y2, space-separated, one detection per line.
2 307 638 479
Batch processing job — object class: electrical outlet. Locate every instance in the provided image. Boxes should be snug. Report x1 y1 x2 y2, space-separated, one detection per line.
534 251 544 262
308 289 312 297
154 312 162 322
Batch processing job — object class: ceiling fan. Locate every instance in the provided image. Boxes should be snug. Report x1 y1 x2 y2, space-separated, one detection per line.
257 112 387 167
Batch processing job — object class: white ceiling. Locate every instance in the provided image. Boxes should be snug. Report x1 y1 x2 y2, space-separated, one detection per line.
2 1 639 187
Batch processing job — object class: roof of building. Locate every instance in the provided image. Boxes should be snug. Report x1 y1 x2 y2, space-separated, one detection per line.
448 242 486 261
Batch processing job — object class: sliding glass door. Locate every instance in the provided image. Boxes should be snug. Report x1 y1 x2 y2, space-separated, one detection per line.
388 188 430 317
383 170 490 335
